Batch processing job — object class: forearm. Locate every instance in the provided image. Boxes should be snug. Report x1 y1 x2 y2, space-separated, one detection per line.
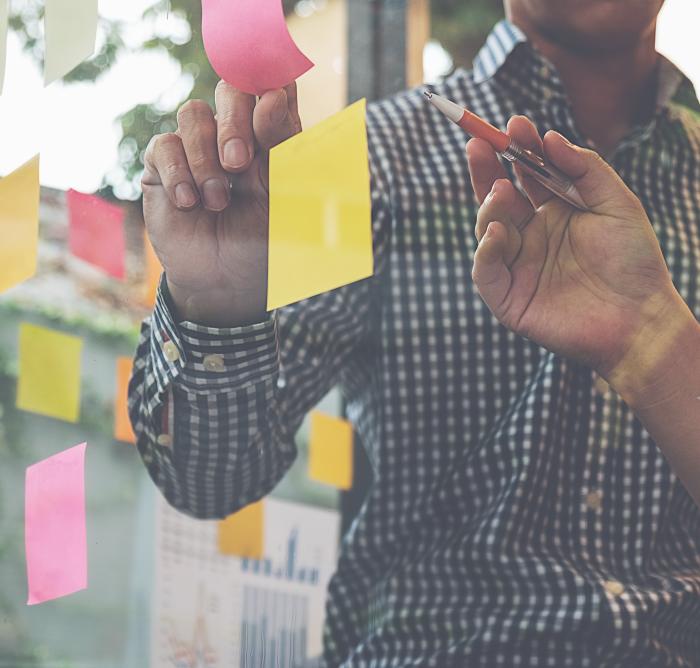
608 296 700 507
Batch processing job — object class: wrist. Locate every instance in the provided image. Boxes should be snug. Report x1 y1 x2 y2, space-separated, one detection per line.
165 276 268 328
604 292 700 410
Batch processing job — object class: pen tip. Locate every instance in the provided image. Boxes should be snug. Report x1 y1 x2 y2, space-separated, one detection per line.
423 90 433 100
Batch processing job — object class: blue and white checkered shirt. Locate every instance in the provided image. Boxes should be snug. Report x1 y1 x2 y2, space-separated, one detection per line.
129 20 700 667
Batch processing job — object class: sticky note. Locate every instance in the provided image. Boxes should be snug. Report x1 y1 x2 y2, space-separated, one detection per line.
25 442 87 605
143 233 162 306
114 357 136 444
67 190 126 279
16 323 82 423
218 500 264 559
0 156 40 294
202 0 313 96
308 411 353 490
267 99 373 309
44 0 98 85
0 0 8 94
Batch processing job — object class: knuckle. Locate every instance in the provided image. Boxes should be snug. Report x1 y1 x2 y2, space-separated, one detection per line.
177 99 211 125
188 153 211 171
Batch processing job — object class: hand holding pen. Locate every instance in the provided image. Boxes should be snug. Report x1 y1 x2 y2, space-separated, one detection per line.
459 109 697 408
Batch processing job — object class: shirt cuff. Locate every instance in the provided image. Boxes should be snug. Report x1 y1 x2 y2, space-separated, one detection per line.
149 275 279 397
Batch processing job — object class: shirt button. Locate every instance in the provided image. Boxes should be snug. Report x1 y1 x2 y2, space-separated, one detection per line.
162 341 180 363
539 64 550 78
585 490 602 511
603 580 625 597
157 434 173 447
542 88 553 101
594 375 609 396
203 353 225 372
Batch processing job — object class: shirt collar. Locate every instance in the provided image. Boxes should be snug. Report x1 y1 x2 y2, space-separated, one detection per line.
472 19 528 85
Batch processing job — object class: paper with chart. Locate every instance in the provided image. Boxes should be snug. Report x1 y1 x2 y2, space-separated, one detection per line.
151 495 340 667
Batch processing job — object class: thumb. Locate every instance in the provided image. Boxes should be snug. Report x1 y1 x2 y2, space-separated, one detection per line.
543 131 640 213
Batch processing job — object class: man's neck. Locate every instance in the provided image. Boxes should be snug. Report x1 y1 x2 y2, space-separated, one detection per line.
508 13 660 155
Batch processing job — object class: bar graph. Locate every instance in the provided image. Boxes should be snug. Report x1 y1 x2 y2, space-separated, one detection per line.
241 529 320 585
239 586 308 668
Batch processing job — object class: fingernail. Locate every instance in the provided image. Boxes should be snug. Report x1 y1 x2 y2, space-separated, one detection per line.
175 183 197 208
223 138 249 169
553 130 574 147
484 183 497 204
202 179 229 211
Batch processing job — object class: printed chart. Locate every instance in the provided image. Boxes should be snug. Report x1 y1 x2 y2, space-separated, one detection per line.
151 496 340 667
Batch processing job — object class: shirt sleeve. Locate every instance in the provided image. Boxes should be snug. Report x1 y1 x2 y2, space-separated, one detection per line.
128 113 393 519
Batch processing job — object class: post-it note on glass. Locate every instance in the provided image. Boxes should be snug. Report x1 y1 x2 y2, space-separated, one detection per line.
44 0 98 85
67 189 126 279
143 233 162 307
308 411 354 490
25 442 87 605
16 323 82 423
114 357 136 444
0 156 40 294
267 99 373 310
202 0 313 97
218 500 265 559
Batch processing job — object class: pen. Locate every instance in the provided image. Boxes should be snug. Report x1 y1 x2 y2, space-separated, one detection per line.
424 90 587 211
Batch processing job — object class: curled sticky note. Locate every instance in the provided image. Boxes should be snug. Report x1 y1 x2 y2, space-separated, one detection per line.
44 0 98 85
0 156 40 294
114 357 136 444
25 442 87 605
67 189 126 279
202 0 314 96
308 411 354 490
218 500 264 559
16 323 83 423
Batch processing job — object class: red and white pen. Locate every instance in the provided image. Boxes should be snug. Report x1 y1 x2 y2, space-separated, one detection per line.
424 90 587 210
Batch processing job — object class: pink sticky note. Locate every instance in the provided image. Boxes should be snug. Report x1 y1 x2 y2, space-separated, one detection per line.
67 189 126 279
202 0 314 96
25 442 87 605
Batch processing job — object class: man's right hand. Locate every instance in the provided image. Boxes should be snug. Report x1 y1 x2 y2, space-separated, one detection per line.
141 80 302 327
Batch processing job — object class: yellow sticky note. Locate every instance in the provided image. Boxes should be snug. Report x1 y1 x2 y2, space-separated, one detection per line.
114 357 136 444
0 156 40 294
44 0 98 85
267 99 373 310
308 411 354 490
17 323 82 423
218 500 264 558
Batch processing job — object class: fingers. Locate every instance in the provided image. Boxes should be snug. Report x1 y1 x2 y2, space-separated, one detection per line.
143 133 200 211
253 84 302 151
215 81 255 172
506 115 552 208
542 130 638 212
475 178 533 266
466 137 509 204
472 220 512 314
177 99 231 212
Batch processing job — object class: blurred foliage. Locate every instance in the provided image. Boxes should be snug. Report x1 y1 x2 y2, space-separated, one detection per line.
9 0 502 198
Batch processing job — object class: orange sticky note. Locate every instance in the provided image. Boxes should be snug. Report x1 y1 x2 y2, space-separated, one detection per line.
218 500 264 558
16 323 82 423
114 357 136 444
308 411 353 490
0 156 40 294
143 233 162 306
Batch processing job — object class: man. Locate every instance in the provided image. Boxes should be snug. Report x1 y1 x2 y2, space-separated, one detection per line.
130 0 700 664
